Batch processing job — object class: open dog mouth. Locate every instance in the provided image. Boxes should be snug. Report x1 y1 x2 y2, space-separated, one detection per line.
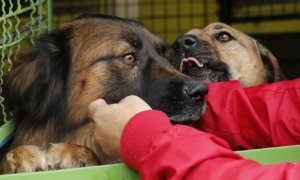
178 56 230 83
180 57 203 73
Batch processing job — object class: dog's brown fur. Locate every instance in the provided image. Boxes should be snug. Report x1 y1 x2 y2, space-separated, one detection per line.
171 22 285 86
0 15 208 174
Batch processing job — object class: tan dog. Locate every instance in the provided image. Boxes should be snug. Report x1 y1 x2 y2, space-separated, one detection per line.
171 22 285 87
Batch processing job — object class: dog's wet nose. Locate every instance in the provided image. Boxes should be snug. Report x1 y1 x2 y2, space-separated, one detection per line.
184 81 208 99
173 35 198 51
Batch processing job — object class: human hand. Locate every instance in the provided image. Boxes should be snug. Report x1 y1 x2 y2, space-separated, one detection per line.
88 95 152 158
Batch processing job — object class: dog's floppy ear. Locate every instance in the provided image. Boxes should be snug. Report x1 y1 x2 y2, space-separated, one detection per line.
254 41 286 82
4 27 72 123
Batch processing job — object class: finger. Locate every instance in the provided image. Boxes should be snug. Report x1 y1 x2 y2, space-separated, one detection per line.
88 99 107 120
118 95 138 104
120 95 144 106
122 95 152 110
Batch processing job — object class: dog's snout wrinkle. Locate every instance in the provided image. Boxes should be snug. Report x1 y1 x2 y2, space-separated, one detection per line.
184 81 208 99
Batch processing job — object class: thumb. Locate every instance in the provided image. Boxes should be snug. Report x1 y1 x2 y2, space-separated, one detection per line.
88 99 107 120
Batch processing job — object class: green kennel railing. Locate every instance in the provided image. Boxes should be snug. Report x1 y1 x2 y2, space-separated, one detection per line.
0 0 53 148
0 145 298 179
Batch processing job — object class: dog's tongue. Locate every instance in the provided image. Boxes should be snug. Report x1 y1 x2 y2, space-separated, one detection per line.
180 57 203 72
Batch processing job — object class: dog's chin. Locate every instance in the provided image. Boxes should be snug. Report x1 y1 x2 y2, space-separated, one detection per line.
183 67 218 83
169 102 206 125
169 114 199 125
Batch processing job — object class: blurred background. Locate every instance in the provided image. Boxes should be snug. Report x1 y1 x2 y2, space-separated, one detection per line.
51 0 300 79
1 0 300 79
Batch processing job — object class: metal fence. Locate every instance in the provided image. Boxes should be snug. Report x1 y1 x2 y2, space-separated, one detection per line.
219 0 300 24
53 0 218 44
53 0 300 43
0 0 52 148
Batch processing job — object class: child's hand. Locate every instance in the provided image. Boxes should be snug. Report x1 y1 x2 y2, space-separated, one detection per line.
88 95 151 158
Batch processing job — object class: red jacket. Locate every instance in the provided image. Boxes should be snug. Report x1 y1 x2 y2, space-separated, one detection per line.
120 78 300 180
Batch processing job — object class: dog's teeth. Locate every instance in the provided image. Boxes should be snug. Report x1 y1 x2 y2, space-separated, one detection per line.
180 63 184 72
180 57 203 72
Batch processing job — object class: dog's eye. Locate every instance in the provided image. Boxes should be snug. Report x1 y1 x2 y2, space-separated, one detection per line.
122 52 136 65
217 32 233 42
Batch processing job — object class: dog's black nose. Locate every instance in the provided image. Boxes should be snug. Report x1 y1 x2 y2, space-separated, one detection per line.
184 81 208 99
173 35 198 51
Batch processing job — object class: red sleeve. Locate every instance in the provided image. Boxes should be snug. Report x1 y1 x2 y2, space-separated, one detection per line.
120 110 300 180
197 78 300 150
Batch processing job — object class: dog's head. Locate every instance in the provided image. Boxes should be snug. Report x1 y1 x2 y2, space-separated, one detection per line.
4 14 207 134
171 22 284 86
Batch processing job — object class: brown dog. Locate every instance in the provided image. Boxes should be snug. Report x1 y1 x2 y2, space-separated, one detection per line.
171 22 285 87
0 15 208 173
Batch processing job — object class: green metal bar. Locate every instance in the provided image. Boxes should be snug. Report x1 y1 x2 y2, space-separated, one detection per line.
0 163 140 180
47 0 53 32
238 145 300 165
1 145 300 179
0 119 17 148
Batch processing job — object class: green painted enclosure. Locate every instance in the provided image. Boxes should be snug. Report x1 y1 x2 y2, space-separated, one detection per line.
0 145 299 179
